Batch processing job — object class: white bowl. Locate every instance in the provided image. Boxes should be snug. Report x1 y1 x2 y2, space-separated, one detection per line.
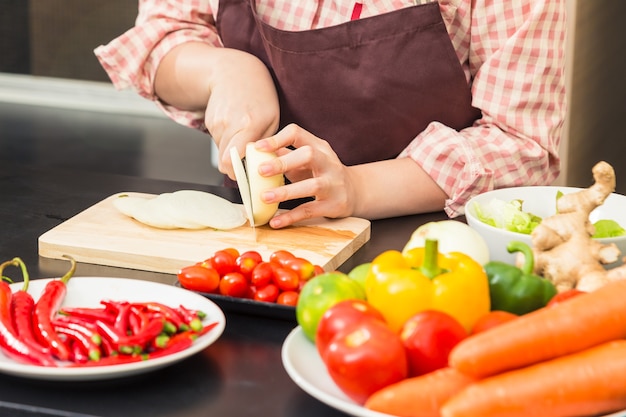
464 186 626 266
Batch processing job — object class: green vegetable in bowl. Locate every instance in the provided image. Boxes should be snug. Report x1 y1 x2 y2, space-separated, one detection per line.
472 199 542 235
474 196 626 239
592 219 626 238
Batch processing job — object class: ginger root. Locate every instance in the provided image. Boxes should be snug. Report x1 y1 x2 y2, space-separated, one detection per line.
530 161 626 292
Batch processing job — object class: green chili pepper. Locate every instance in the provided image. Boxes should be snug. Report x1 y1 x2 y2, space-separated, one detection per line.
484 241 557 315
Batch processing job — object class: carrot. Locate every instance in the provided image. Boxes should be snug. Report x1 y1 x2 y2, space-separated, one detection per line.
441 340 626 417
364 367 475 417
448 279 626 378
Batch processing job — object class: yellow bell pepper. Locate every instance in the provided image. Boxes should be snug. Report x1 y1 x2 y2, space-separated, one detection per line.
365 239 490 333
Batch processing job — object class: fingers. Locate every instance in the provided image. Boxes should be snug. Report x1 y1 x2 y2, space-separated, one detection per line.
269 199 335 229
256 123 330 153
214 122 279 179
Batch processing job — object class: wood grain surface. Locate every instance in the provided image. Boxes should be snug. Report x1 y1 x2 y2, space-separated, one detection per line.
38 192 371 274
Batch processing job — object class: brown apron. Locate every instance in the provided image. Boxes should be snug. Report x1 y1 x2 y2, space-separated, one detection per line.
216 0 480 167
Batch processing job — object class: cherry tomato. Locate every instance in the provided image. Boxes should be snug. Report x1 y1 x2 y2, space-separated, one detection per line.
269 250 296 267
254 284 279 303
325 319 408 404
208 249 238 276
547 289 586 307
219 272 250 298
316 299 385 361
177 264 220 293
471 310 518 334
400 310 467 377
277 291 299 306
273 267 300 292
313 265 325 276
236 251 263 280
251 262 275 288
283 257 316 281
223 247 240 258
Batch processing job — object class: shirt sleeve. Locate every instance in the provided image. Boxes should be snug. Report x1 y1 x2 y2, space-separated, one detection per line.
400 0 567 217
94 0 221 129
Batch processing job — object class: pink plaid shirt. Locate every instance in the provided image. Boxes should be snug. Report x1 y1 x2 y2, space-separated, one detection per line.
95 0 567 217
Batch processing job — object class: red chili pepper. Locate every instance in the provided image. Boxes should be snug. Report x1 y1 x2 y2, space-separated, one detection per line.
8 258 51 356
75 336 194 368
117 319 165 353
93 319 125 346
0 259 57 367
199 321 220 336
113 302 131 335
54 322 101 362
60 306 116 323
176 305 204 332
68 340 89 364
99 336 116 357
150 337 193 358
52 316 102 346
133 302 186 331
71 353 144 367
33 255 76 361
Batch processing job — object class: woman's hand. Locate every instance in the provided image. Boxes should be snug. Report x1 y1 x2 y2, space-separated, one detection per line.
254 124 358 228
204 49 280 178
254 124 449 228
154 43 280 178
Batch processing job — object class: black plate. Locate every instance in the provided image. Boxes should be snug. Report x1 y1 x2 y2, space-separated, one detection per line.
175 281 296 321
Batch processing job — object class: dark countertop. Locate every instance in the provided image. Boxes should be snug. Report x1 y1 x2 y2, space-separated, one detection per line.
0 103 448 417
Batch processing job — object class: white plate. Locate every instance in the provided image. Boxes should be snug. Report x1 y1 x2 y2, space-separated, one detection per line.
4 277 226 381
281 326 392 417
281 326 626 417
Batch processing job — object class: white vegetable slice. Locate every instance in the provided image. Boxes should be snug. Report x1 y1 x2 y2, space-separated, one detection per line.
230 144 284 227
111 191 246 230
112 195 179 229
245 143 284 226
166 190 246 230
150 192 205 229
230 147 255 227
112 195 145 218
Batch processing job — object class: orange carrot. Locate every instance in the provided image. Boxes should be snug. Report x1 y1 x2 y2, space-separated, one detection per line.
448 279 626 378
364 367 475 417
441 340 626 417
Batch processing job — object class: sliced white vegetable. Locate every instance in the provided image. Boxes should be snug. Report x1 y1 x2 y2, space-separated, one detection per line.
112 195 179 229
167 190 246 230
111 191 247 230
230 147 254 227
230 143 284 227
112 195 145 218
402 220 490 265
151 192 206 229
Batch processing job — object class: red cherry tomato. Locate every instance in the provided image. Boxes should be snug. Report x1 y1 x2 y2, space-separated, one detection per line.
177 264 220 293
273 267 300 292
547 289 586 307
251 262 275 288
219 272 250 298
277 291 299 306
313 265 325 276
471 310 518 334
325 319 408 404
236 251 263 280
316 299 385 361
269 250 296 267
283 257 316 281
254 284 280 303
400 310 467 377
208 249 238 276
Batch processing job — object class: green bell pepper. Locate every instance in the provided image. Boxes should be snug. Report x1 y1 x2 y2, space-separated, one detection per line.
484 241 557 315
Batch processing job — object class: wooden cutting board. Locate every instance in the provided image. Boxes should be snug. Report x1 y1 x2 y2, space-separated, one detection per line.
38 192 371 274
